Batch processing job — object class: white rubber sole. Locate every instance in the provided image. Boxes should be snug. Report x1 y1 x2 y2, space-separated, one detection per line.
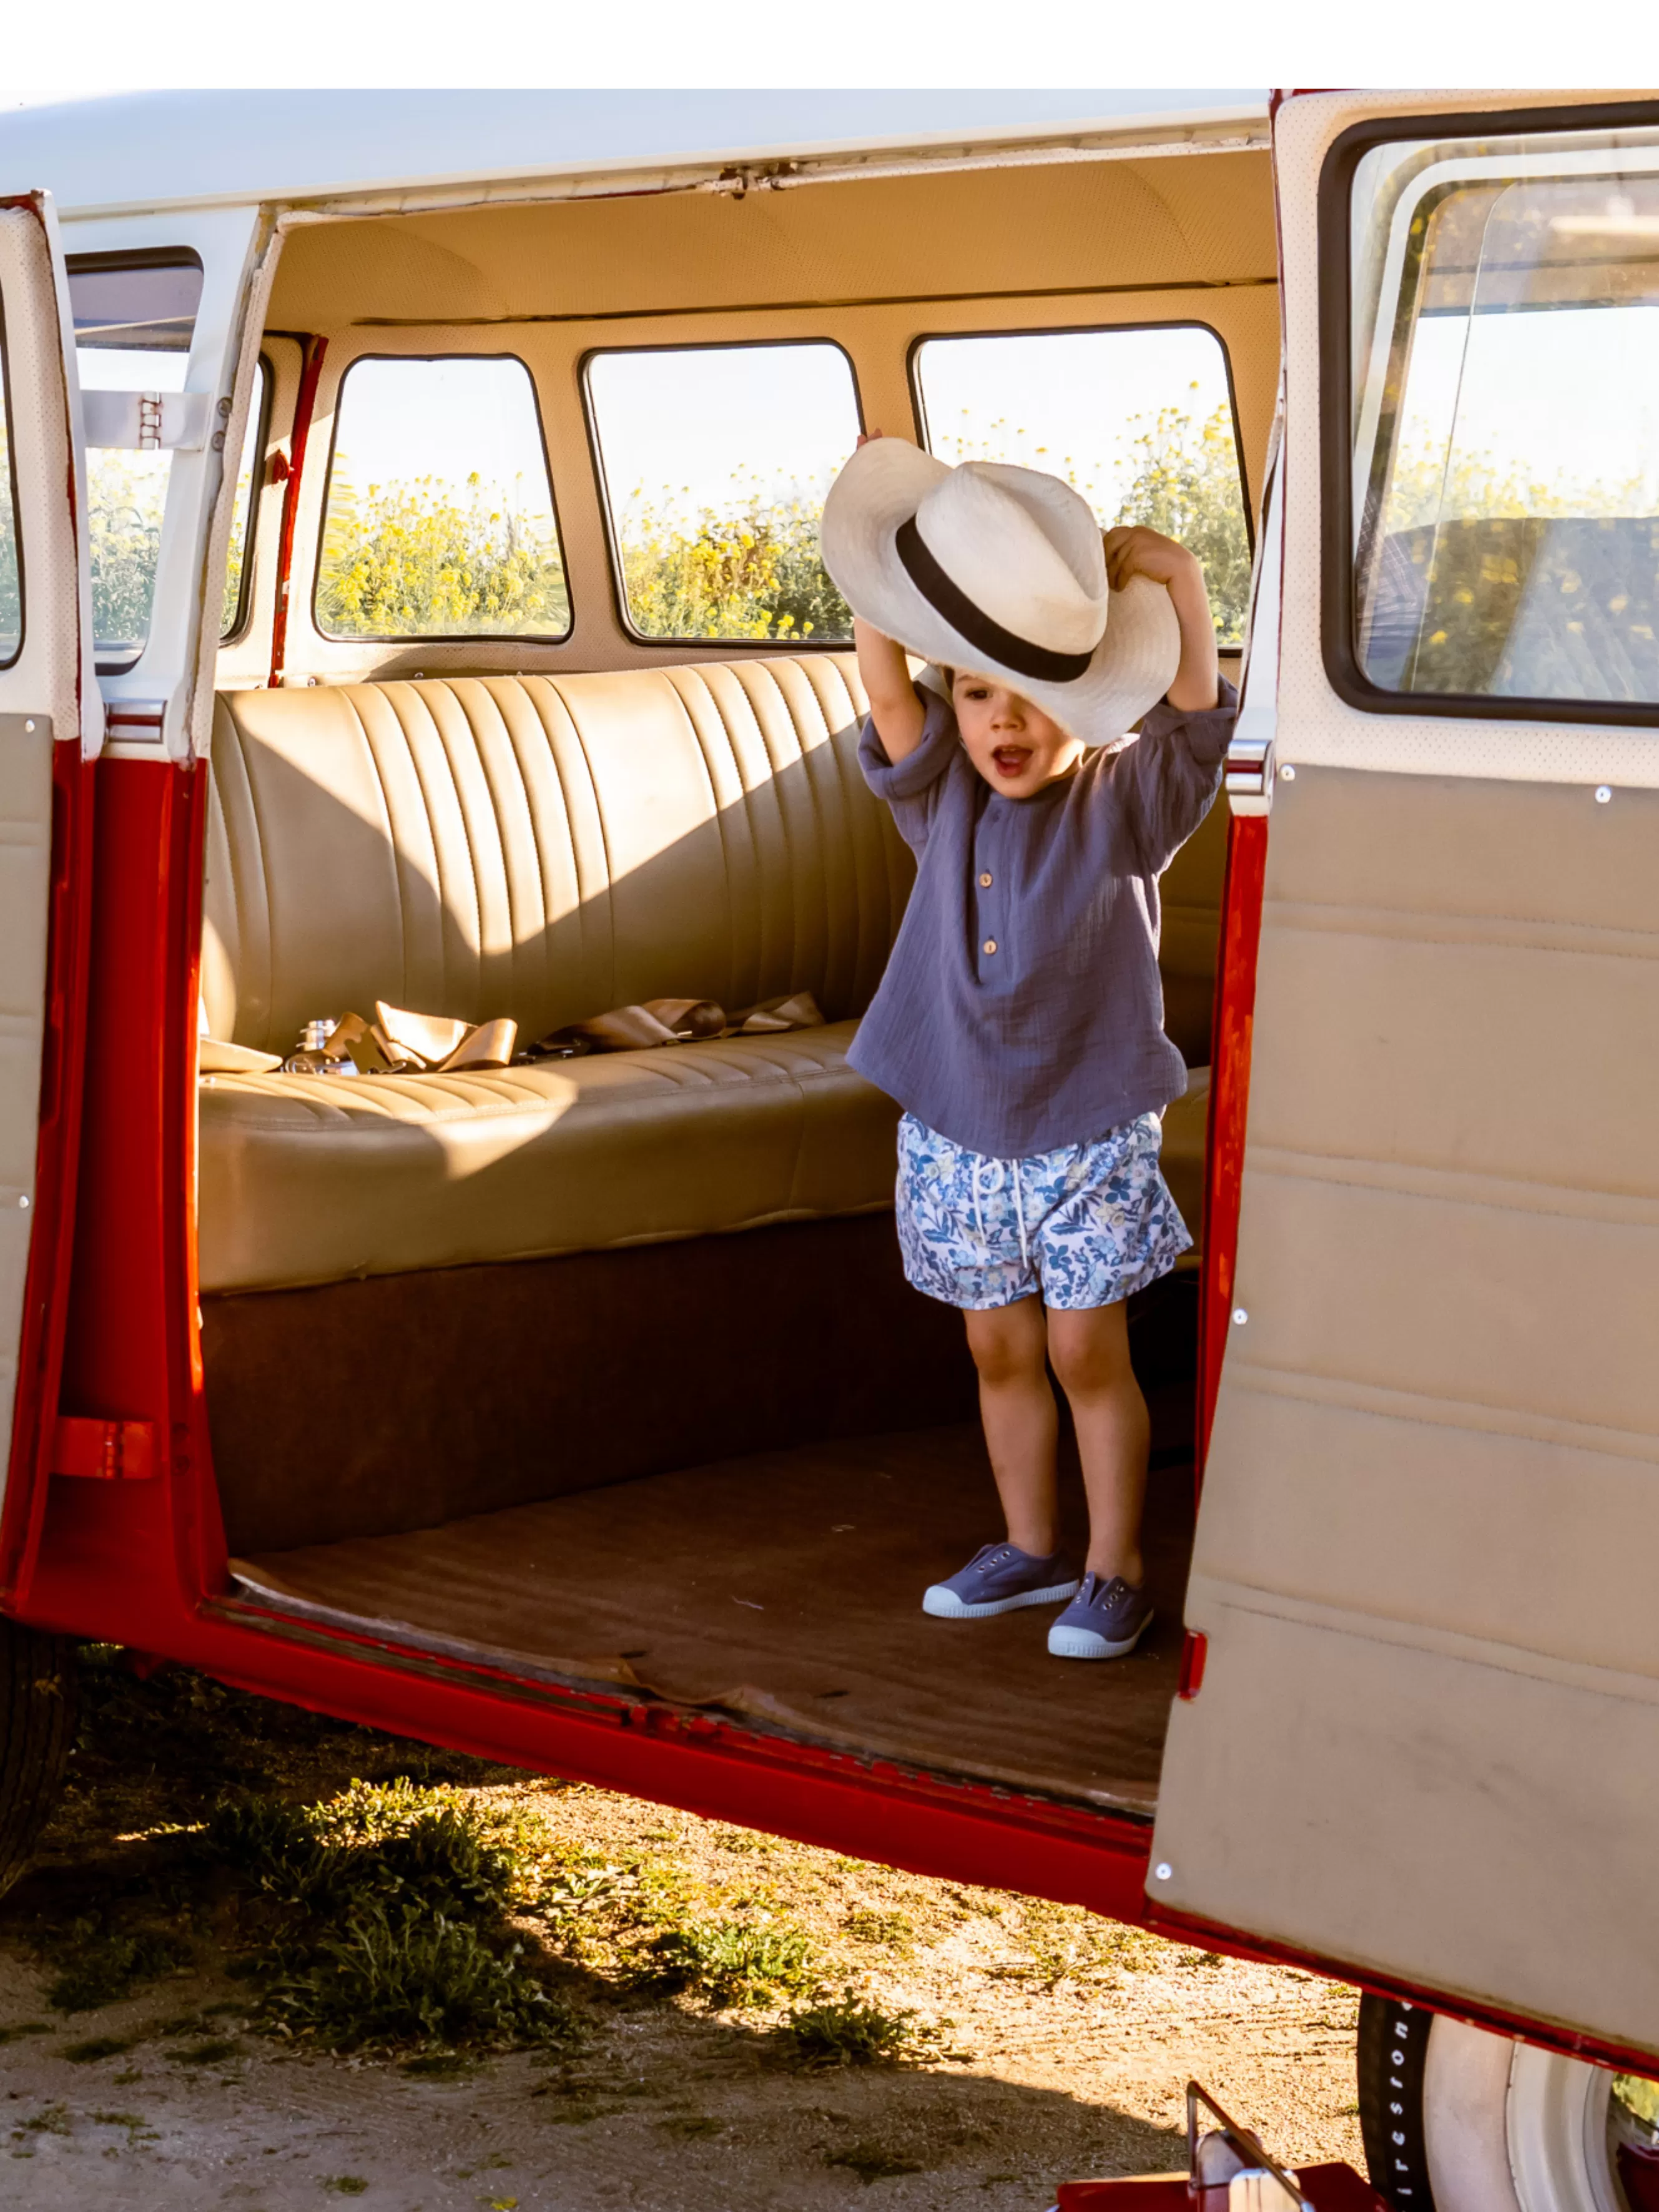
1047 1609 1154 1659
922 1577 1080 1620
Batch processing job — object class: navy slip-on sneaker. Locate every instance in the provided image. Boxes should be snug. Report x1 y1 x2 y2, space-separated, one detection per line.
922 1542 1081 1620
1046 1573 1154 1659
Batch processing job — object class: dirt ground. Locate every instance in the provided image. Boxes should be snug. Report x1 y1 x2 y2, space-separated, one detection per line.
0 1650 1362 2211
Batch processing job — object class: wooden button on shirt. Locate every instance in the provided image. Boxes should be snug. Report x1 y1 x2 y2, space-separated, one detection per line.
850 678 1238 1159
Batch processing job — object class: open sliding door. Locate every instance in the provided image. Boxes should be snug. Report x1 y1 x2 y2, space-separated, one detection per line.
1151 91 1659 2060
0 191 99 1595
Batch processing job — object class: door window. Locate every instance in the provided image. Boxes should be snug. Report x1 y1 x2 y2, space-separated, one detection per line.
912 325 1252 646
67 253 204 669
221 356 270 640
1348 135 1659 707
315 355 569 641
585 341 860 644
0 310 19 666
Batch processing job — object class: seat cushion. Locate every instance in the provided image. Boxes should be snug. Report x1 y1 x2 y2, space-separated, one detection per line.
199 1020 899 1293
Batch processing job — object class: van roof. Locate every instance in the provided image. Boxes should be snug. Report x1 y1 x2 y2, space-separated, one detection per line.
0 88 1269 220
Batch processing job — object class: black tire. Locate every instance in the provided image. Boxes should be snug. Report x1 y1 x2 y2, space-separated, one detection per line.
1358 1990 1439 2212
0 1620 77 1897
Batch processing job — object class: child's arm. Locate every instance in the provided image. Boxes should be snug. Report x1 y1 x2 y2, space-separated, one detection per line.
854 616 928 762
1105 527 1220 712
1102 527 1234 874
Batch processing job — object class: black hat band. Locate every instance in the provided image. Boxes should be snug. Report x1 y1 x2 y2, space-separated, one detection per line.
895 514 1096 684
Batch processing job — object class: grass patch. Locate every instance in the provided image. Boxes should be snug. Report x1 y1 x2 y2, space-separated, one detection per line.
61 2033 140 2063
825 2143 927 2183
644 1915 817 2008
842 1907 915 1955
194 1781 581 2058
787 1988 923 2067
44 1919 192 2012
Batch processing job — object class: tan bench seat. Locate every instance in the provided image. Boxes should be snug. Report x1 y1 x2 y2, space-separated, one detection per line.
198 656 1221 1296
199 1020 898 1292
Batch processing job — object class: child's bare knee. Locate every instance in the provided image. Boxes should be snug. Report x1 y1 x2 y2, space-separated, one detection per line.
965 1306 1044 1387
1048 1315 1132 1398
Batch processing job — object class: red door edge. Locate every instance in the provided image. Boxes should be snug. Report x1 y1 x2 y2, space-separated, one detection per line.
267 333 326 688
0 746 96 1605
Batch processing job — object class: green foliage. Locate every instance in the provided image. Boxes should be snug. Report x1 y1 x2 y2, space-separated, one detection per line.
644 1914 818 2007
317 463 569 640
616 470 850 644
202 1779 578 2055
45 1915 192 2012
785 1986 923 2067
86 451 169 656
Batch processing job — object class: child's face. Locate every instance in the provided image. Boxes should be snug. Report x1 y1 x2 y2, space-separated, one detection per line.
950 673 1083 799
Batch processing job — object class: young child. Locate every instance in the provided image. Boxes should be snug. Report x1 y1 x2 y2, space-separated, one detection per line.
819 435 1236 1661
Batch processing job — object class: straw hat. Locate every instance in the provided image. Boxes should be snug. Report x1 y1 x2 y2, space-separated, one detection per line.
820 440 1181 747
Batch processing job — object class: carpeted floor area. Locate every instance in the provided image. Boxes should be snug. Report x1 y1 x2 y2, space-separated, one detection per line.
232 1422 1194 1812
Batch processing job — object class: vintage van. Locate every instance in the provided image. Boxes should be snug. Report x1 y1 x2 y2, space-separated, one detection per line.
0 82 1655 2212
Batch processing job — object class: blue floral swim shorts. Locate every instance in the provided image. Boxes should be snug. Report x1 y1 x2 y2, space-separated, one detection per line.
894 1111 1191 1312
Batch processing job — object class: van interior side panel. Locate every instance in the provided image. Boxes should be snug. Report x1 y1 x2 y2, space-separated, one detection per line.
197 147 1273 1816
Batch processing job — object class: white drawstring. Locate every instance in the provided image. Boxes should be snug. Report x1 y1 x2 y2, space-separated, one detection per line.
970 1155 1031 1269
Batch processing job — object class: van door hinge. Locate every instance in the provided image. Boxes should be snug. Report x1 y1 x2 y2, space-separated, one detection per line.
51 1416 159 1481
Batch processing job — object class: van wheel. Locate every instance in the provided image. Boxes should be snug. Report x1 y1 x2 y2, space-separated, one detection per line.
0 1622 76 1897
1357 1992 1659 2212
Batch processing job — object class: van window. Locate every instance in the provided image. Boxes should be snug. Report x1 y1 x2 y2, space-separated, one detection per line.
586 342 859 644
315 356 569 641
221 356 270 640
1349 146 1659 707
68 253 204 669
912 325 1252 646
0 320 19 667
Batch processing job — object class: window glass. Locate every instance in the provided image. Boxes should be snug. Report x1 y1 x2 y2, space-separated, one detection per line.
913 327 1252 646
1351 135 1659 704
586 342 859 644
315 356 568 641
69 255 204 666
0 317 19 666
220 356 268 639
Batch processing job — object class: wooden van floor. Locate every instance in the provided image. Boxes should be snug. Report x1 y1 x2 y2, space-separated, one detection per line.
230 1422 1194 1814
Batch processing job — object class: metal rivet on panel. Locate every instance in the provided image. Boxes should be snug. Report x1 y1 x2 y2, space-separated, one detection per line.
1232 1307 1248 1325
1595 785 1613 804
1154 1862 1174 1881
1280 763 1296 782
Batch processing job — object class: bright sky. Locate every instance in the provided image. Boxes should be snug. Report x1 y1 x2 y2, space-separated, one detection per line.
326 356 558 518
300 330 1243 534
588 345 860 524
914 325 1238 521
1390 305 1659 512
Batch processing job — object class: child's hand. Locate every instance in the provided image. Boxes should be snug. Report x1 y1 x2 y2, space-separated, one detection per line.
1103 526 1202 594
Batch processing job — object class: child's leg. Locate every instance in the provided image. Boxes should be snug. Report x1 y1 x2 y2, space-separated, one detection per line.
1045 1300 1149 1585
963 1297 1060 1556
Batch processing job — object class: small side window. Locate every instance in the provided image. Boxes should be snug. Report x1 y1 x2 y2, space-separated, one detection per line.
220 355 271 641
69 251 204 669
1346 137 1659 710
0 298 20 668
912 325 1253 646
585 341 860 645
315 355 569 642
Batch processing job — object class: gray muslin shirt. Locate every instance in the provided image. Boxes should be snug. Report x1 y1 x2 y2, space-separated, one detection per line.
849 677 1238 1160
